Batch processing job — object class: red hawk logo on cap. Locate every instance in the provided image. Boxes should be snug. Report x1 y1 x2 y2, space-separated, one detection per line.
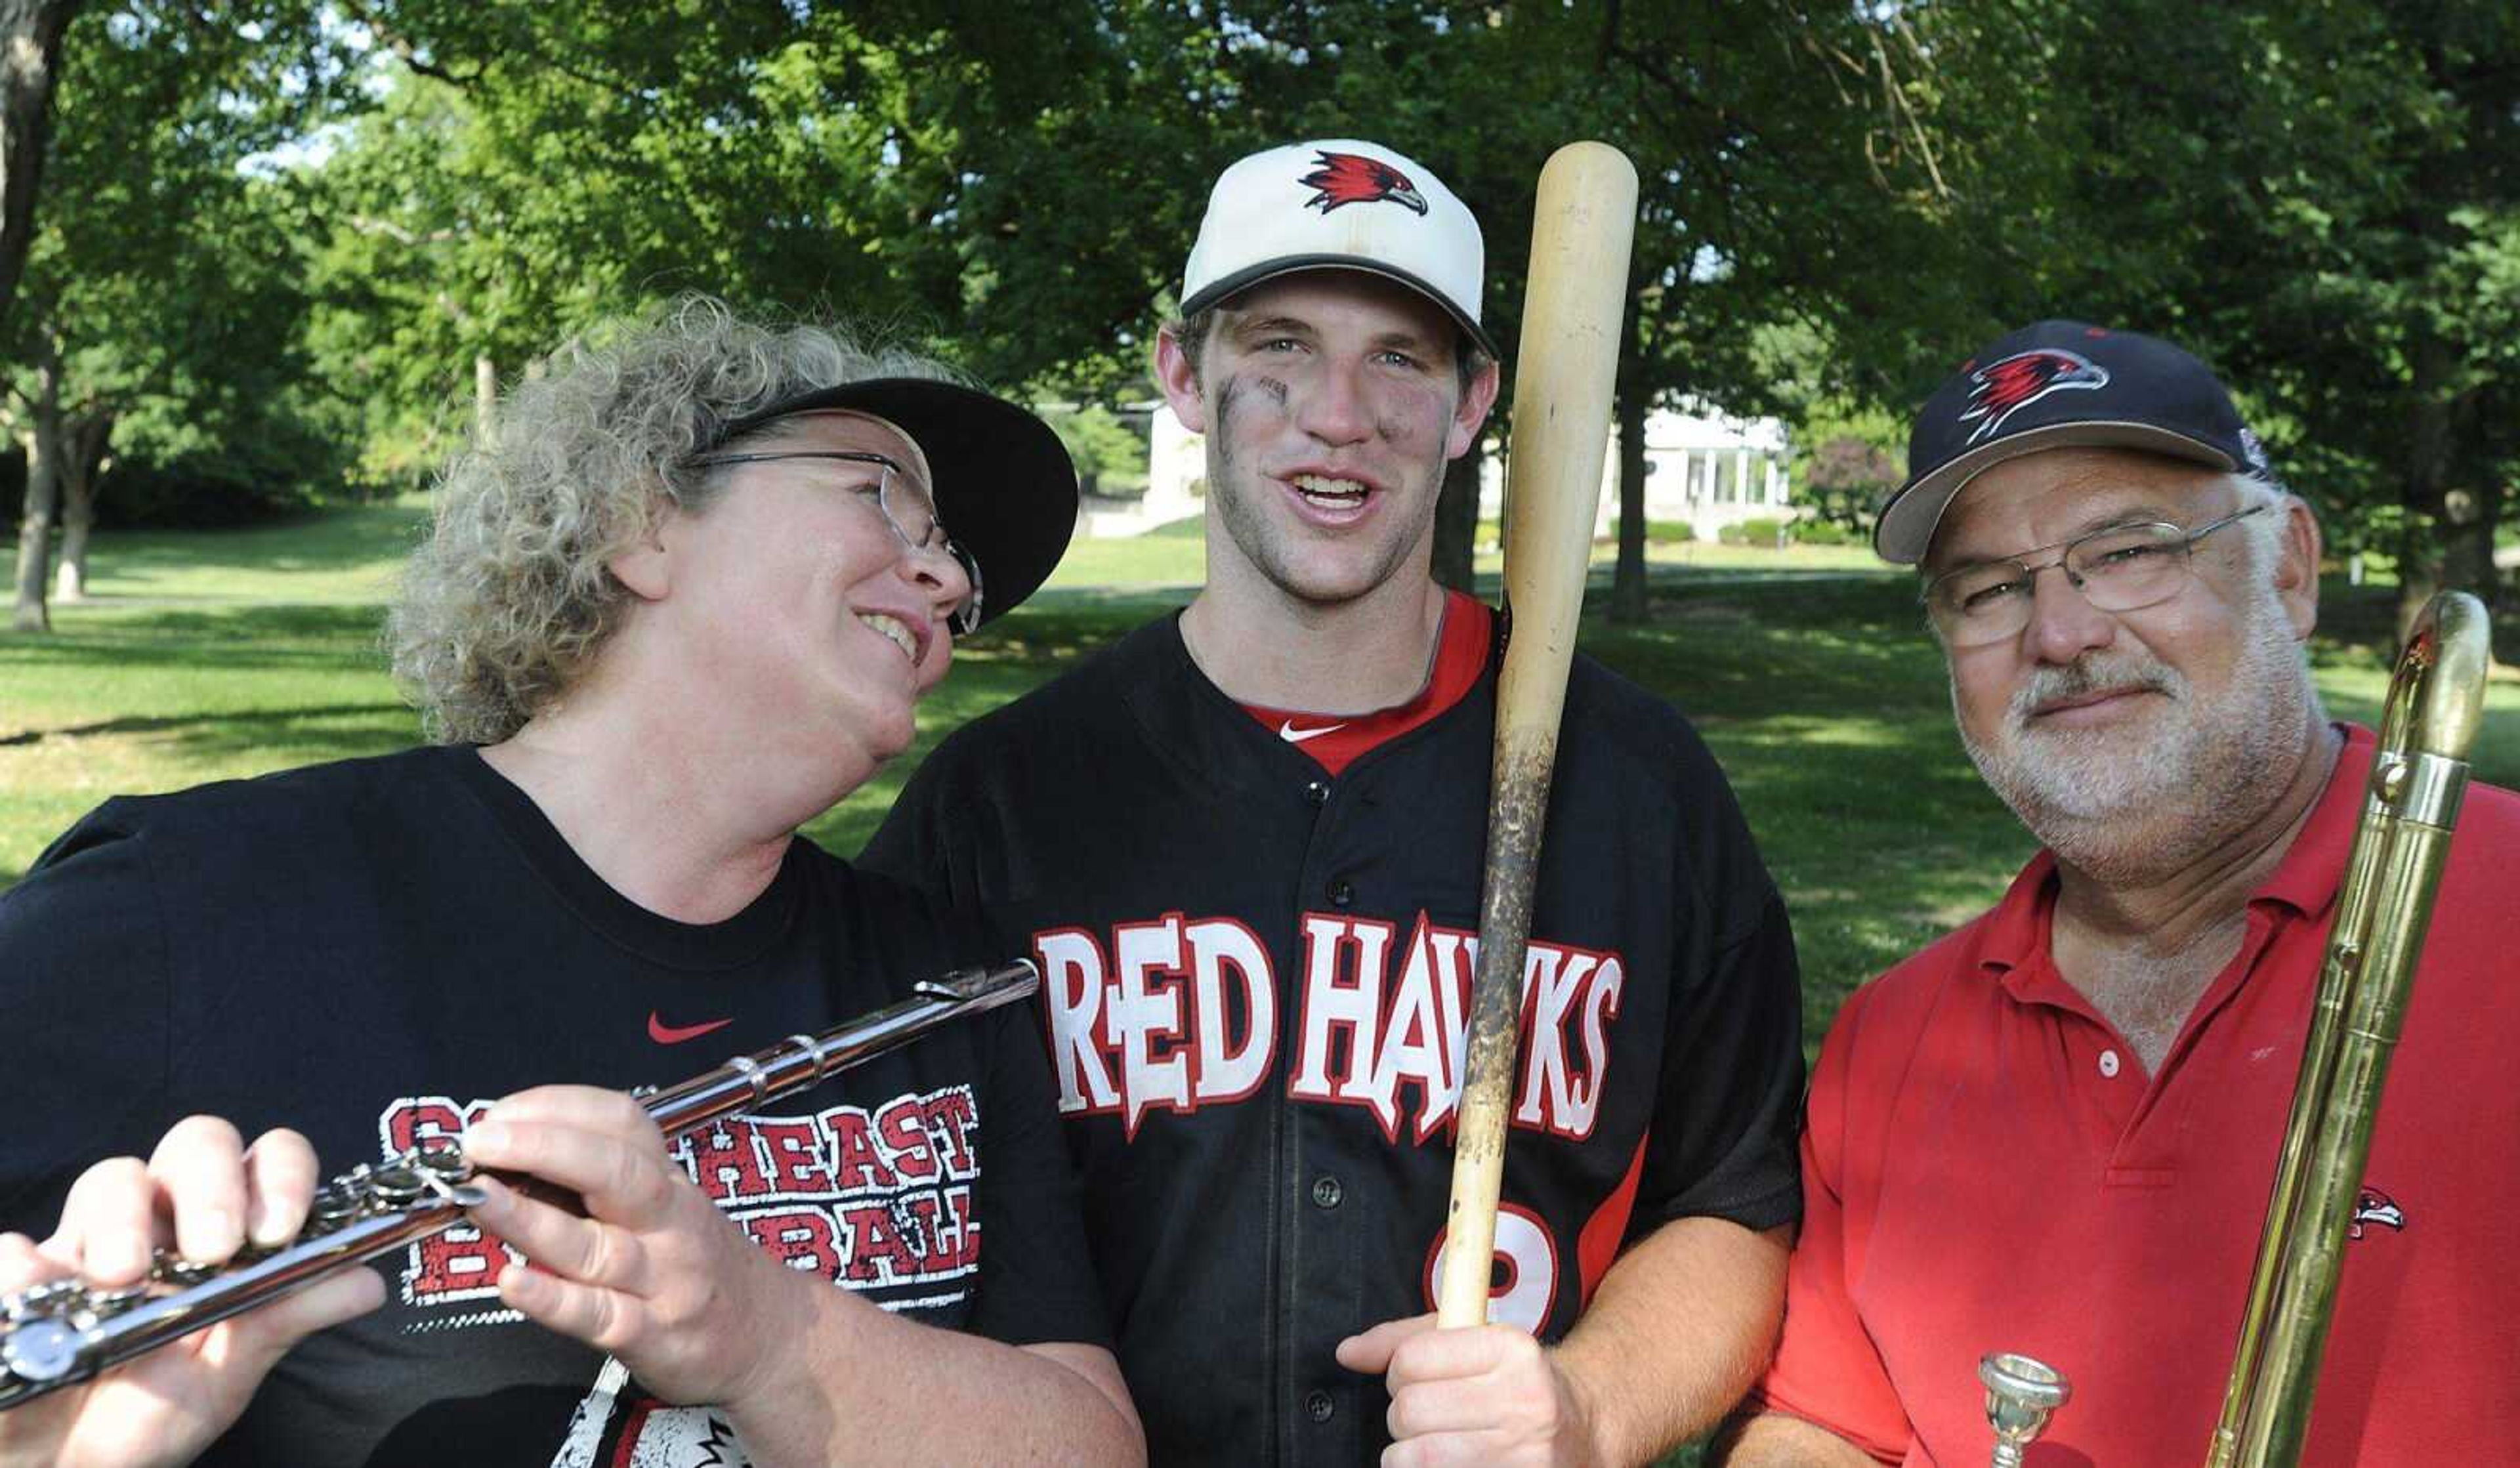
1958 348 2110 445
1299 151 1429 216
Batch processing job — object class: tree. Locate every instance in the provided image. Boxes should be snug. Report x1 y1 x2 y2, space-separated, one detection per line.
9 1 352 629
1045 404 1148 497
0 0 74 327
1503 2 1975 620
305 3 975 477
848 4 1538 590
1899 1 2520 627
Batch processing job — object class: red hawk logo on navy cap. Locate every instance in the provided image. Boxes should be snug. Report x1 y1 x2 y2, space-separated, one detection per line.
1958 348 2110 445
1299 151 1429 216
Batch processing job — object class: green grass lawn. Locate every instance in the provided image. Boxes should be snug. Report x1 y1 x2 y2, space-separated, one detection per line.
9 507 2516 1048
5 509 2517 1468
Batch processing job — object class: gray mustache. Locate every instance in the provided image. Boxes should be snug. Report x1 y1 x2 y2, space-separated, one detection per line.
2009 656 2183 723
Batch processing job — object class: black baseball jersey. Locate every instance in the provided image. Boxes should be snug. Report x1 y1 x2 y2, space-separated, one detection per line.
0 746 1108 1468
862 610 1804 1467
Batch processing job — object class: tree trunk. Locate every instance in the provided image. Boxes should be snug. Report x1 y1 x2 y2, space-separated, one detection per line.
0 0 73 329
10 352 60 632
2395 329 2454 644
52 408 107 602
1608 391 1650 625
2435 466 2497 606
1431 434 1485 595
474 352 496 444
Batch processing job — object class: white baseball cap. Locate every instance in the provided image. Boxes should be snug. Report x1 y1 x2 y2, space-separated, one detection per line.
1179 139 1496 358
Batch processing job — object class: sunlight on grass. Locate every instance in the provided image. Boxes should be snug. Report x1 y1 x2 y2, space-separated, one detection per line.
10 496 434 608
5 511 2517 1041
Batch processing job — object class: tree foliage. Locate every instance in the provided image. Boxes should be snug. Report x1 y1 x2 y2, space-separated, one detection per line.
9 1 356 626
0 0 75 329
1895 0 2520 619
7 1 2513 634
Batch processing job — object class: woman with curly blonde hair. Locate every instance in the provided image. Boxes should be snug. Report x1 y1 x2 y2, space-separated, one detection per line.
390 295 1072 746
0 297 1141 1468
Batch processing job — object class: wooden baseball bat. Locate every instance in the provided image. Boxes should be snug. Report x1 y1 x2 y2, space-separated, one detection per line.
1436 141 1639 1330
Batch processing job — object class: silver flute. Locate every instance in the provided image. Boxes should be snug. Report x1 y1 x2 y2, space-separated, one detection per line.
0 959 1038 1412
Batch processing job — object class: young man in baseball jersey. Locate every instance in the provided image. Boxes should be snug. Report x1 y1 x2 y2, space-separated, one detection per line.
864 140 1804 1467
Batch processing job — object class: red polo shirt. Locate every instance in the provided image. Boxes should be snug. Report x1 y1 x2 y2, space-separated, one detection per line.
1757 724 2520 1465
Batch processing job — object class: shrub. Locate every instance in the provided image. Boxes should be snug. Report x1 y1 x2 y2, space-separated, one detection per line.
1045 405 1150 501
1791 517 1859 545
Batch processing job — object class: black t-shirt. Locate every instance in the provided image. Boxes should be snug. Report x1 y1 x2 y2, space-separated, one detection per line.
863 612 1803 1467
0 746 1107 1468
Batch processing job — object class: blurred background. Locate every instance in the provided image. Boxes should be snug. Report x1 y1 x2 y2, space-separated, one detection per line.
4 0 2515 1034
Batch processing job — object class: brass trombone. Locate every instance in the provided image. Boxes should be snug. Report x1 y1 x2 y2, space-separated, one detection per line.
1981 589 2493 1467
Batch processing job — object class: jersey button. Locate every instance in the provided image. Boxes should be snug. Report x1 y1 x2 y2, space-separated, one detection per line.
1311 1175 1343 1209
1305 1389 1335 1423
1327 877 1354 907
2099 1049 2122 1078
1304 779 1330 807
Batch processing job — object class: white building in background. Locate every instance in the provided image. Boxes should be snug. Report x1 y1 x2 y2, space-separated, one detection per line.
1101 403 1201 537
1118 399 1795 541
1477 401 1796 541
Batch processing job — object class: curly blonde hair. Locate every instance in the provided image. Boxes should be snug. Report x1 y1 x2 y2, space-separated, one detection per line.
389 295 959 744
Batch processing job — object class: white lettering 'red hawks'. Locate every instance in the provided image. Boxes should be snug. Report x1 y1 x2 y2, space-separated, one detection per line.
1033 911 1623 1142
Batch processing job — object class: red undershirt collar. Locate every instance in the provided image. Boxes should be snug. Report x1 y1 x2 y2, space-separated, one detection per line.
1240 589 1496 776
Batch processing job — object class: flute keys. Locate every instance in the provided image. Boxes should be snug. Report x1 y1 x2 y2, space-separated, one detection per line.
0 1316 83 1388
2 1280 82 1324
308 1184 363 1234
415 1137 468 1170
83 1282 152 1316
368 1164 430 1207
413 1138 473 1185
154 1255 220 1291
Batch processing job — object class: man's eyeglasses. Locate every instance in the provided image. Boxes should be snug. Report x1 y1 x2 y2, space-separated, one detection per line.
686 450 984 636
1922 504 2269 647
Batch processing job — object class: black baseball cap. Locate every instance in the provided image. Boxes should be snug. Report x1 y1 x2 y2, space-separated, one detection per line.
707 378 1078 625
1875 320 2275 565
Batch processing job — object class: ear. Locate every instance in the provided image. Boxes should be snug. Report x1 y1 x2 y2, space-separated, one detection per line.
607 511 677 602
1445 358 1503 461
1154 327 1208 434
2270 495 2321 640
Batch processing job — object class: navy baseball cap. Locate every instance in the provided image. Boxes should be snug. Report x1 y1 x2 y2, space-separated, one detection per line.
1875 320 2276 565
707 378 1078 625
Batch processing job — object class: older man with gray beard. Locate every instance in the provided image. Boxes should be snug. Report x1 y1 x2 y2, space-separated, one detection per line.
1715 321 2520 1467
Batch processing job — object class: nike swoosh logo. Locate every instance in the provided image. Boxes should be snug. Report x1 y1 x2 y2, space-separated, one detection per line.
1279 720 1347 744
648 1013 734 1045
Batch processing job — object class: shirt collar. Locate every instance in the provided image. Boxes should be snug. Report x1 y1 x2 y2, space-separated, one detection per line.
1973 722 2375 987
1977 849 2061 980
2251 722 2375 920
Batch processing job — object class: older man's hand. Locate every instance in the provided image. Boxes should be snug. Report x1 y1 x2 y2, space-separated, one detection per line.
1337 1313 1604 1468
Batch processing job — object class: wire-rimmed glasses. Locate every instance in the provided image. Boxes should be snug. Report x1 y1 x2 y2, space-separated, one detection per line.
1922 505 2267 647
687 450 984 636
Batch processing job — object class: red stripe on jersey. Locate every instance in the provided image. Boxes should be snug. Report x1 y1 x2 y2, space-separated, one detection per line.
1242 590 1496 776
608 1396 656 1468
1576 1134 1650 1308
